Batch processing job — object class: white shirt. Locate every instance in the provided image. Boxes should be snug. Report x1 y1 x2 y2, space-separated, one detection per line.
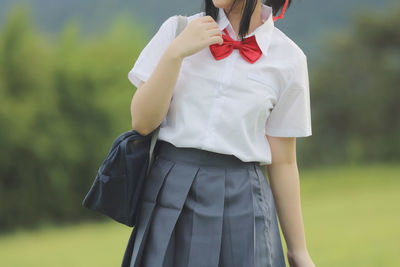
128 3 312 166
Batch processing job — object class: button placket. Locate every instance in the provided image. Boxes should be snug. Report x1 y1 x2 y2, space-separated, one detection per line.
202 51 238 147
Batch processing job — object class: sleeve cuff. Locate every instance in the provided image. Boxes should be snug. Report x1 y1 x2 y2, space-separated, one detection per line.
265 127 312 137
128 69 151 88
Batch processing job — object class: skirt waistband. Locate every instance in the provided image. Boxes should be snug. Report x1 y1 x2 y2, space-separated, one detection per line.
155 140 259 169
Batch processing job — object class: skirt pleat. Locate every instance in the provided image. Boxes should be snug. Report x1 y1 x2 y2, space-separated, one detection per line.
122 140 286 267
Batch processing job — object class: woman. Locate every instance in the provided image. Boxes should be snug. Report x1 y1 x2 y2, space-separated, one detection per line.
124 0 316 266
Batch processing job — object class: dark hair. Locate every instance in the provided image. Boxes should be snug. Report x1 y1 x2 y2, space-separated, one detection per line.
203 0 292 41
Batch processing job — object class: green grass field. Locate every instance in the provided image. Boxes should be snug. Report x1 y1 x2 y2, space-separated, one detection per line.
0 162 399 267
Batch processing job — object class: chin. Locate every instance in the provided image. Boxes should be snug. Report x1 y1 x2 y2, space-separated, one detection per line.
212 0 235 9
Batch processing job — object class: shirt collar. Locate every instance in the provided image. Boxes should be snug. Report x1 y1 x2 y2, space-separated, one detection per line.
216 3 274 57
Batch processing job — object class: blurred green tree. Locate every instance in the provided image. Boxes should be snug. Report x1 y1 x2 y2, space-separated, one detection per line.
299 3 400 167
0 4 147 232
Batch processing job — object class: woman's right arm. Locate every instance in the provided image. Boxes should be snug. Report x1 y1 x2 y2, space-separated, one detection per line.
130 16 223 136
130 44 184 136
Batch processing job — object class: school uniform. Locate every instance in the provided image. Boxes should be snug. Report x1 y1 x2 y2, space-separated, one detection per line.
123 3 312 267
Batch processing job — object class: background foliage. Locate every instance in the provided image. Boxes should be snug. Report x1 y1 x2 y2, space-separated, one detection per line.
0 6 143 232
301 5 400 165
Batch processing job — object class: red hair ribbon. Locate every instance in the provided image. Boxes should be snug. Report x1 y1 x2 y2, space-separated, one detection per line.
272 0 289 22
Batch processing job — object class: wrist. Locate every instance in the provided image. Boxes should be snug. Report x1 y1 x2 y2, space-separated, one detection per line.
166 40 185 61
287 249 315 267
287 248 310 259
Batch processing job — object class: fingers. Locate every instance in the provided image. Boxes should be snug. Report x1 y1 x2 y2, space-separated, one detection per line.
207 28 223 38
187 15 224 50
204 21 221 31
201 17 223 45
201 17 221 36
200 15 215 22
209 36 224 46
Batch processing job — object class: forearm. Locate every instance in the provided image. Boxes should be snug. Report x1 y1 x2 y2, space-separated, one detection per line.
130 41 183 135
266 161 308 253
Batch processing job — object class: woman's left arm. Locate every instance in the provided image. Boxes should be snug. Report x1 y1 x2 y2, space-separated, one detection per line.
265 134 315 267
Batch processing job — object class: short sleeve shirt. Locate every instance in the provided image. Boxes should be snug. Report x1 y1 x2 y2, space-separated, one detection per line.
128 3 312 165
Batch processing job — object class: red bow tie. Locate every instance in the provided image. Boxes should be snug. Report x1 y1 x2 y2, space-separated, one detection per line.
209 28 262 64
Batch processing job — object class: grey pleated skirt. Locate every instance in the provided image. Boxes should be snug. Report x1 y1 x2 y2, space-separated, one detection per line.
121 140 286 267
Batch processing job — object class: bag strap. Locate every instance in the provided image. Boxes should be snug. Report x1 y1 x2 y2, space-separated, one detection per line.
175 15 188 38
147 15 188 176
